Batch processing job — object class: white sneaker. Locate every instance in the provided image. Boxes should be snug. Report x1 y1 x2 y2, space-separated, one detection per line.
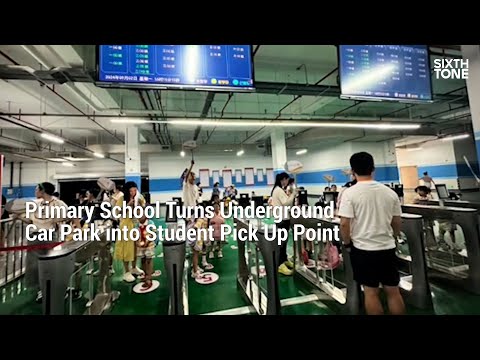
123 272 135 283
131 267 144 276
202 262 214 270
191 270 203 279
218 251 223 258
209 252 214 259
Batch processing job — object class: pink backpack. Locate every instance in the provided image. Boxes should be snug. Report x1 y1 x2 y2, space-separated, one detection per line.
319 241 340 270
209 214 225 240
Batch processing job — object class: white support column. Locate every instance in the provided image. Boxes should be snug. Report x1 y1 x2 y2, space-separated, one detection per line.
271 128 287 173
125 126 142 191
461 45 480 173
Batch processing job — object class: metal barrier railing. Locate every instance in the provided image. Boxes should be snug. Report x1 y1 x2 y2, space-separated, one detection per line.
0 218 28 288
236 217 281 315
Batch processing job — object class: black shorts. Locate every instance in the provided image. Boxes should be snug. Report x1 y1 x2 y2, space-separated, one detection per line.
350 246 400 288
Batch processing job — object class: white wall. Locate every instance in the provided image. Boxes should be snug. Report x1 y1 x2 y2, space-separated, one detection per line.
2 139 402 202
2 161 52 187
149 141 399 203
396 139 458 189
290 141 399 194
452 136 479 190
148 152 274 203
1 159 140 200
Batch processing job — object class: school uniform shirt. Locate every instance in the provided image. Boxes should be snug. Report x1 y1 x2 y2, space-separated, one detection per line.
421 176 433 189
210 214 225 240
338 180 402 251
414 193 433 201
183 181 199 207
270 186 296 220
32 198 68 230
111 191 124 207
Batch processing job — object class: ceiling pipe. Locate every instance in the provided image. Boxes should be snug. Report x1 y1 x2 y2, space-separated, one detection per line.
0 114 124 164
0 64 469 106
153 90 172 146
0 134 39 150
137 90 163 145
145 91 166 145
0 112 430 124
0 50 124 145
193 91 216 141
10 162 13 188
204 93 232 145
252 45 262 57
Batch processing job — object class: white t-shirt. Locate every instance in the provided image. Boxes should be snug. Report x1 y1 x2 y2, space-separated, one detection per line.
421 176 433 189
338 180 402 251
32 198 68 230
111 191 124 207
270 186 295 220
182 181 199 207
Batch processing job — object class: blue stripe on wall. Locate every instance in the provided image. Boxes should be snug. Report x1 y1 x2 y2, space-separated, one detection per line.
2 185 36 199
296 166 399 185
125 175 142 192
150 178 183 192
150 165 400 192
417 164 458 178
150 173 268 193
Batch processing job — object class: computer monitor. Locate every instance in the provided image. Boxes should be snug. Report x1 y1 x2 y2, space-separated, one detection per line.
436 184 450 199
252 196 264 209
298 190 308 206
165 199 179 223
323 191 338 207
394 184 404 198
238 193 250 208
172 197 183 207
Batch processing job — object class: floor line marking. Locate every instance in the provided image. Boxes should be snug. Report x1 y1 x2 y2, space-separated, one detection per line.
201 292 328 315
201 305 256 315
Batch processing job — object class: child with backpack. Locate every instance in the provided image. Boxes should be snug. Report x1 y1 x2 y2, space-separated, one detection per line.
188 214 214 279
209 202 225 259
135 216 157 290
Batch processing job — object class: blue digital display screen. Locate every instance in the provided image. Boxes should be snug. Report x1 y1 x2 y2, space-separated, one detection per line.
97 45 254 91
339 45 432 102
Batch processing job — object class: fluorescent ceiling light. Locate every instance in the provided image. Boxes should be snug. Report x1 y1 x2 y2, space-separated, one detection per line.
12 153 32 159
62 162 75 167
111 118 149 124
180 151 185 157
224 149 233 152
41 133 64 144
406 147 422 152
441 134 470 141
440 109 471 120
63 157 91 161
110 118 421 130
6 65 35 73
237 150 244 156
93 152 105 159
47 158 67 162
168 119 420 130
296 149 308 155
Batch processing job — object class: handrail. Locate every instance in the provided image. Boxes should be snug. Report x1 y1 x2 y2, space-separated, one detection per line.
0 218 28 288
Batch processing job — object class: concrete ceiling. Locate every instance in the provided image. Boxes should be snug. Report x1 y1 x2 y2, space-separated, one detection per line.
0 44 472 164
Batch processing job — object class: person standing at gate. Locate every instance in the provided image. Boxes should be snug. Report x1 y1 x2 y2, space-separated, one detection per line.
420 171 434 189
338 152 405 315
